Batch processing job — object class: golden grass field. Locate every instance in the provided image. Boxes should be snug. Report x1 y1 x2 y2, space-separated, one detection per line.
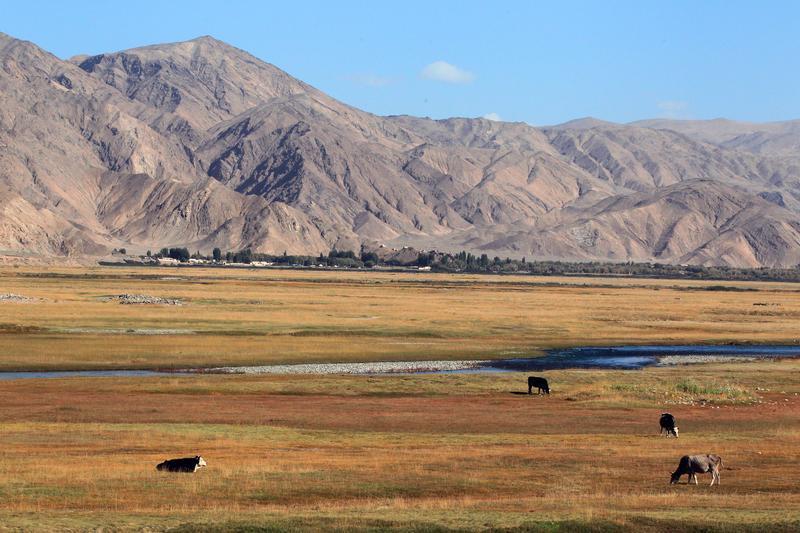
1 266 800 370
1 267 800 531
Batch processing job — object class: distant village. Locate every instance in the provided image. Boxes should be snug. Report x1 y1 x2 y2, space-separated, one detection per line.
102 245 800 283
105 245 434 272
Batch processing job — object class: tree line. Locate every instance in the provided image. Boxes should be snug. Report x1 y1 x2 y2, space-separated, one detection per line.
142 246 800 282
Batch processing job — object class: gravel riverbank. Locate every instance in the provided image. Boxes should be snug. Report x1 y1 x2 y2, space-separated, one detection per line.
655 355 759 366
203 352 794 375
208 359 491 375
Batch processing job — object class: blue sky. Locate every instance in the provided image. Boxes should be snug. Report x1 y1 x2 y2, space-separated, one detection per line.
3 0 799 125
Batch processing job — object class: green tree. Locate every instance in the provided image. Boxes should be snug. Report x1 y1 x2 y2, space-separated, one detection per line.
168 247 190 262
233 249 253 264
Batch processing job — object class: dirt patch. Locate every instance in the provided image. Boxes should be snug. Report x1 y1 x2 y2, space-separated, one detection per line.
55 328 194 335
0 323 44 334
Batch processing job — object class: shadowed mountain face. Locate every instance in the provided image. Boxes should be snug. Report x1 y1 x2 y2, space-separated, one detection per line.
1 33 799 266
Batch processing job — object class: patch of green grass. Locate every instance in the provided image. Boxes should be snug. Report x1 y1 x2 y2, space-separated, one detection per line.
2 513 794 533
167 517 459 533
499 518 800 533
675 379 703 394
675 379 745 396
674 379 749 398
0 482 87 500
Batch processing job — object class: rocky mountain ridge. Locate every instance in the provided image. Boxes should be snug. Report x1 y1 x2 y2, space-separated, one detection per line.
1 33 799 267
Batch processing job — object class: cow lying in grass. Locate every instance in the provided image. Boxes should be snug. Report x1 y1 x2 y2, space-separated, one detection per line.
670 454 722 485
528 376 550 395
660 412 679 437
156 455 207 473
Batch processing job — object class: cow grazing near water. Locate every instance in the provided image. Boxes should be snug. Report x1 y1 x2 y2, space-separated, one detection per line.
660 413 679 437
528 376 550 395
156 456 207 473
670 454 722 485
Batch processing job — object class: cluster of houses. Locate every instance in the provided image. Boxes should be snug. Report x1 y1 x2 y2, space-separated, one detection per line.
137 257 275 267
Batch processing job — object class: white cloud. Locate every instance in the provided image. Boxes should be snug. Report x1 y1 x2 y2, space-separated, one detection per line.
482 112 502 121
657 100 689 118
420 61 475 84
346 73 395 87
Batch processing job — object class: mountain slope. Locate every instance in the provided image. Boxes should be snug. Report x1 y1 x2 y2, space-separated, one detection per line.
0 33 327 256
74 36 313 134
1 32 799 267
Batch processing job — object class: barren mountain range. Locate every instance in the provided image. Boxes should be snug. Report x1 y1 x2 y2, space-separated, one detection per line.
1 33 799 267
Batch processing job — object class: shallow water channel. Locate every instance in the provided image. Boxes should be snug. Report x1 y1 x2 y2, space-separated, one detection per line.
1 345 799 380
463 345 800 372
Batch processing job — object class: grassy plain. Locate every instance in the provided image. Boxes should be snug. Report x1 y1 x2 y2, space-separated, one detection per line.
1 266 799 370
1 266 800 531
0 362 799 531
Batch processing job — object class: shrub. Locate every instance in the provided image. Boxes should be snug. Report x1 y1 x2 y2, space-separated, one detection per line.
676 379 702 394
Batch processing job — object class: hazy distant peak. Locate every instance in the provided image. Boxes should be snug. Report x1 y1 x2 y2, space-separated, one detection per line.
544 117 619 130
632 117 800 155
632 117 750 129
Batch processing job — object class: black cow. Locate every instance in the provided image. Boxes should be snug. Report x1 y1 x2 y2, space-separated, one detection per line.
660 413 679 437
156 455 207 473
670 454 722 485
528 376 550 395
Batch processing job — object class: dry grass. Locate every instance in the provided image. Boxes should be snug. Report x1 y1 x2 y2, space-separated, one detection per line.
0 361 799 530
1 266 799 370
1 266 800 530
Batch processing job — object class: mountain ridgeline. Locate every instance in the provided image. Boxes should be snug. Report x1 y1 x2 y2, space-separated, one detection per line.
1 33 799 267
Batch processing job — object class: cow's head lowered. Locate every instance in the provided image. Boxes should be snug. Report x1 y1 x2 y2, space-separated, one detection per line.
196 456 207 469
672 426 679 438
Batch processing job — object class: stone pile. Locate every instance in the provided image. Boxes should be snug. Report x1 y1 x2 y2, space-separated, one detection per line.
110 294 183 305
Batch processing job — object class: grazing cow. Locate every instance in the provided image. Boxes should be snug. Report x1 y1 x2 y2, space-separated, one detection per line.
528 376 550 395
156 455 207 473
660 412 679 437
670 454 722 486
